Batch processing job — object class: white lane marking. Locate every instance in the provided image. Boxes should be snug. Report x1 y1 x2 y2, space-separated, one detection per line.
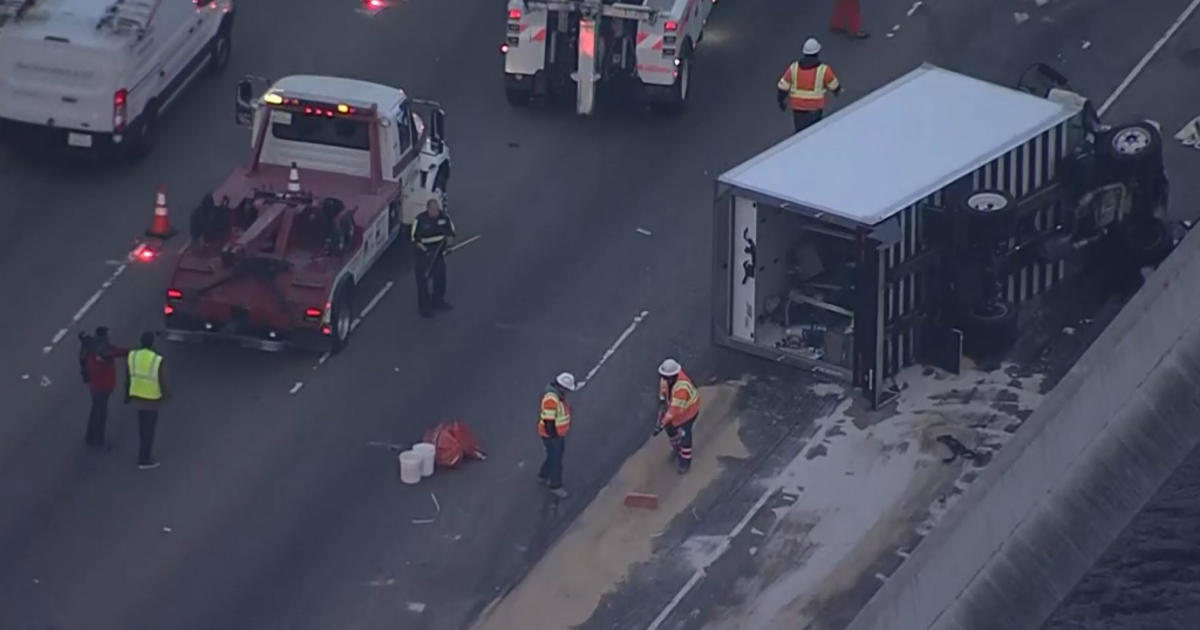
406 602 427 613
448 234 482 252
576 310 649 390
42 262 129 354
636 228 653 236
645 484 778 630
906 1 921 16
72 290 103 322
289 381 304 394
1097 0 1200 116
359 280 394 319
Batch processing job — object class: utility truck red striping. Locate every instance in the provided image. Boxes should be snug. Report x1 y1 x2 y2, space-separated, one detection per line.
162 74 450 353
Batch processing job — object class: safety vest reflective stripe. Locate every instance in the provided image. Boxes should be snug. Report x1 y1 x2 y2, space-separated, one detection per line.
538 391 571 437
663 373 700 426
127 349 163 400
784 62 836 111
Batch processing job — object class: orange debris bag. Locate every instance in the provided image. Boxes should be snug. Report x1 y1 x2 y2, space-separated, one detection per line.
423 420 486 469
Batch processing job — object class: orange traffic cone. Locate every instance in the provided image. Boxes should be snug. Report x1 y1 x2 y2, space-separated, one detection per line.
146 187 176 239
287 162 301 194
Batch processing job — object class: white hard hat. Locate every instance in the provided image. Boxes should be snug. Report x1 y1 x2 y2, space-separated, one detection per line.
658 358 682 377
803 37 821 56
555 372 577 392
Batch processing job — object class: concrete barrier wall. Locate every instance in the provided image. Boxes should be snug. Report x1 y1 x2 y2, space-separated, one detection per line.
844 228 1200 630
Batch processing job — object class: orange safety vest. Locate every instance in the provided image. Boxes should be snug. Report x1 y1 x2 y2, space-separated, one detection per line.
659 370 700 427
538 388 571 438
777 62 839 112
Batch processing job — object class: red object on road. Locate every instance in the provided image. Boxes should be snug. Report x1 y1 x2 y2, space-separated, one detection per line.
424 420 487 469
830 0 864 36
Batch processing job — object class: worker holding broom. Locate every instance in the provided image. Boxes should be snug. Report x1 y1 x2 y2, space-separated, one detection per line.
654 358 700 474
410 197 456 318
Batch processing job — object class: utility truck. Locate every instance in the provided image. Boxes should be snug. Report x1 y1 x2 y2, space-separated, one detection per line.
502 0 713 114
162 74 450 353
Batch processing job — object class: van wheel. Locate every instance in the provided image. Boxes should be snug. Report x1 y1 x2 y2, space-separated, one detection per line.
329 281 355 354
125 107 157 163
209 26 233 75
506 84 532 107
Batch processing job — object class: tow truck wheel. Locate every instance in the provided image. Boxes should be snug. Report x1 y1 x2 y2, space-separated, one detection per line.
655 42 692 117
329 281 355 354
506 84 532 107
964 301 1018 357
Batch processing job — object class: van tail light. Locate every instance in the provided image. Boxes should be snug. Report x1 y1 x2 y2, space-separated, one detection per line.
664 20 678 31
163 304 175 315
321 325 332 335
113 89 128 133
305 307 323 319
508 8 520 19
166 288 183 300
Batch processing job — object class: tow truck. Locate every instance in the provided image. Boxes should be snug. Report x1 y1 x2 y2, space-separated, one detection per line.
161 74 450 353
502 0 714 114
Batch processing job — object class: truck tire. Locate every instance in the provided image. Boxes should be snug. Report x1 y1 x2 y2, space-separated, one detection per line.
208 18 233 75
654 41 691 117
964 301 1018 358
506 84 532 107
329 280 355 354
1099 121 1162 168
1119 217 1172 267
432 163 449 193
962 189 1015 240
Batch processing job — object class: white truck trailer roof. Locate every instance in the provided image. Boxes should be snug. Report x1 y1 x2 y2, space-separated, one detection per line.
718 63 1081 228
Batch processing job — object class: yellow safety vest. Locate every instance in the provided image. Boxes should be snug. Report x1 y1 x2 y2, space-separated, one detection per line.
127 348 164 400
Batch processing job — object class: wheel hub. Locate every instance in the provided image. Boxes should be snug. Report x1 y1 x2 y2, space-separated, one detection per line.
967 192 1008 212
1112 128 1150 155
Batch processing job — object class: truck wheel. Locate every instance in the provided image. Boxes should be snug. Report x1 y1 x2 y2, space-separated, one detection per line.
962 189 1015 239
506 84 531 107
208 20 233 75
964 301 1018 358
1099 122 1162 167
1120 217 1172 267
654 42 691 116
432 163 449 193
329 281 355 354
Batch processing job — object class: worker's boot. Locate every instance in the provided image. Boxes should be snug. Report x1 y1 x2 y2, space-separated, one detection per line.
549 487 569 499
677 458 691 475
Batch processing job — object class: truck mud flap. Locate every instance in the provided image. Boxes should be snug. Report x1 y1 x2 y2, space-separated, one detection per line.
916 322 963 375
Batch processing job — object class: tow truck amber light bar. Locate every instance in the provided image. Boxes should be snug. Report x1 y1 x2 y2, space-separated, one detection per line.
265 92 366 119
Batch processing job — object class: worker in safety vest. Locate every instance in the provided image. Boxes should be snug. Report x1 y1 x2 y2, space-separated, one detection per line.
124 331 168 470
655 358 700 474
410 197 457 318
537 372 576 499
776 37 842 135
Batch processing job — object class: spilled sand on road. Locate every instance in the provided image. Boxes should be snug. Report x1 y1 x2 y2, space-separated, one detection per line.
470 382 748 630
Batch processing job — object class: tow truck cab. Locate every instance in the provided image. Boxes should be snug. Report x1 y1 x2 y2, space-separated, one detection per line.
162 74 450 353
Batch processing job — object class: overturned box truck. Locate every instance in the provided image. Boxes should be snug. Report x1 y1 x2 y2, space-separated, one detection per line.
711 63 1176 408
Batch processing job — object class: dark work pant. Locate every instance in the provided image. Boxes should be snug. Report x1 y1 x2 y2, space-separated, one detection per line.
792 109 823 134
137 409 159 465
664 416 697 463
539 436 565 489
414 251 447 314
85 391 111 445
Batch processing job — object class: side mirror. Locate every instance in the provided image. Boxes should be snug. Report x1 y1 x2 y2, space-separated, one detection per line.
429 108 445 154
235 79 254 126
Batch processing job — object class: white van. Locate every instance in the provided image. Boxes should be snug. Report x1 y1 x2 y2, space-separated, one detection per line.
0 0 234 160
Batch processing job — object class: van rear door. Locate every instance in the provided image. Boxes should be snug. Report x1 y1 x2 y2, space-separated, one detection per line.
0 34 118 133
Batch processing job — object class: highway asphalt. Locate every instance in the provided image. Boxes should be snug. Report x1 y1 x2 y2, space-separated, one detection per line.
1 0 1196 629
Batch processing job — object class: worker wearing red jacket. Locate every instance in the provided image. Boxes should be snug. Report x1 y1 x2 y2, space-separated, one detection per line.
79 326 128 450
655 358 700 474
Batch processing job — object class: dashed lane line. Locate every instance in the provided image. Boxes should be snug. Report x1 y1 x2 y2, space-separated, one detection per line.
43 262 128 354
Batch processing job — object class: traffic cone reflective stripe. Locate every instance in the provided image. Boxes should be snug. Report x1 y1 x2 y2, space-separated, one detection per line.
287 162 301 193
146 187 176 239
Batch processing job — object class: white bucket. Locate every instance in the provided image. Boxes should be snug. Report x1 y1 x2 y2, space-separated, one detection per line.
413 442 436 477
398 450 422 485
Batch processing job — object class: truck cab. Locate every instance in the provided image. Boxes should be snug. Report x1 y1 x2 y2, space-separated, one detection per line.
162 75 449 353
